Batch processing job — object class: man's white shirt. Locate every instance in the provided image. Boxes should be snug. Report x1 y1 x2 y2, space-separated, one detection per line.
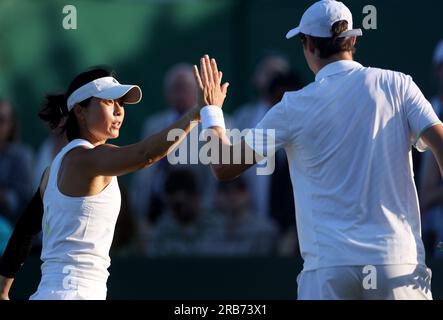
245 60 442 271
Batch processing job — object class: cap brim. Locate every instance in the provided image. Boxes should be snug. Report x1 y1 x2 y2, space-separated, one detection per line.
286 27 300 39
339 29 363 38
95 85 142 105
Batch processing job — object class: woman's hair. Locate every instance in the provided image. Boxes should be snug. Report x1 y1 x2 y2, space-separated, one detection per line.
299 20 357 59
38 67 116 141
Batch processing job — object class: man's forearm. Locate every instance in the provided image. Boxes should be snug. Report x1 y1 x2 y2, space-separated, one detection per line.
207 126 258 180
437 155 443 178
422 124 443 177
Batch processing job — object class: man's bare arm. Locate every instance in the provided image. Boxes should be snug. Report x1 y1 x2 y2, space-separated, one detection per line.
208 127 260 181
421 124 443 177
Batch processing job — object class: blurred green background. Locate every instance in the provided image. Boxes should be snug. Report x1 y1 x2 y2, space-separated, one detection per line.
1 0 443 300
0 0 442 152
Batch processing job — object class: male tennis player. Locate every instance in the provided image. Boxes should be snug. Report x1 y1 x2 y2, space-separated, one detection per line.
194 0 443 299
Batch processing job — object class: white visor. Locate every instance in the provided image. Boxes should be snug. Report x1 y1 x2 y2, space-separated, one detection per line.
67 76 142 111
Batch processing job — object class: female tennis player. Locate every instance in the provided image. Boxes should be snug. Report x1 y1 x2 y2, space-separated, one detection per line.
0 67 202 300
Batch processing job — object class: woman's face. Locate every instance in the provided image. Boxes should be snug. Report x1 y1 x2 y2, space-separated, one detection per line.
78 97 125 142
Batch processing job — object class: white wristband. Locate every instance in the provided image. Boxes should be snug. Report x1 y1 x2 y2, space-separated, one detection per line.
200 105 226 130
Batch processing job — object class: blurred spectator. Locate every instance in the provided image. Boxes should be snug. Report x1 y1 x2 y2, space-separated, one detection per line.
278 228 299 257
233 54 303 236
234 52 291 134
130 63 224 252
211 178 279 256
0 100 34 226
420 152 443 258
429 40 443 115
266 71 303 257
419 39 443 258
147 169 222 257
232 53 297 224
0 215 12 256
267 71 302 231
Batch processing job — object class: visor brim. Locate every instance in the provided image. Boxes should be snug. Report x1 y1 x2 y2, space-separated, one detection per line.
94 85 142 105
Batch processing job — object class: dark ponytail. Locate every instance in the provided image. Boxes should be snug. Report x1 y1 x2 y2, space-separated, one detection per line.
38 93 68 130
38 67 116 141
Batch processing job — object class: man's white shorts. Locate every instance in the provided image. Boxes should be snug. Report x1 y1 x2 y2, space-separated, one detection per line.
297 264 432 300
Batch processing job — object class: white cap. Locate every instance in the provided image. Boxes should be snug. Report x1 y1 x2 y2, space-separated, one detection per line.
433 40 443 66
67 76 142 111
286 0 363 39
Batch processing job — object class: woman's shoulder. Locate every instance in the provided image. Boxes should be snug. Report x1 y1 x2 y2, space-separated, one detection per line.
58 139 95 157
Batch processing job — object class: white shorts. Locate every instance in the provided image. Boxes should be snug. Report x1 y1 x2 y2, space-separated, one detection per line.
29 274 107 300
297 264 433 300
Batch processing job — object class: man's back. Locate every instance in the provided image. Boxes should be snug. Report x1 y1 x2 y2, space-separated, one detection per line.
251 60 441 270
191 0 443 300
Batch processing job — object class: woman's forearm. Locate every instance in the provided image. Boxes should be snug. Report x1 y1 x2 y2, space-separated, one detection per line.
80 107 200 177
140 107 200 166
0 276 13 300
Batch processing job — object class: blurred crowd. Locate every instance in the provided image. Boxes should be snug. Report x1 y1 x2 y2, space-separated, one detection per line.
1 43 443 260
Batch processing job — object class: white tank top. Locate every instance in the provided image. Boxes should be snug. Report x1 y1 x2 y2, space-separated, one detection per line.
40 139 121 288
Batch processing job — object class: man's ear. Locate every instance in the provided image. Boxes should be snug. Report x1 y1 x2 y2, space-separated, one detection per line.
350 36 357 46
306 36 316 55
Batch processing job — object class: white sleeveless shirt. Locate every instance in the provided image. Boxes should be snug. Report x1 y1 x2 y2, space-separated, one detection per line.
37 139 121 297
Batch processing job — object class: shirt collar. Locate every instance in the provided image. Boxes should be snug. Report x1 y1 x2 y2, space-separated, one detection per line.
315 60 364 82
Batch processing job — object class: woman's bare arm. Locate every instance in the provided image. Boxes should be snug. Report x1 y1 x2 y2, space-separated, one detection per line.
0 276 13 300
73 107 200 177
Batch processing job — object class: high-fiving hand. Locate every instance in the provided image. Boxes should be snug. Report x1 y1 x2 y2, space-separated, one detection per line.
193 55 230 110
